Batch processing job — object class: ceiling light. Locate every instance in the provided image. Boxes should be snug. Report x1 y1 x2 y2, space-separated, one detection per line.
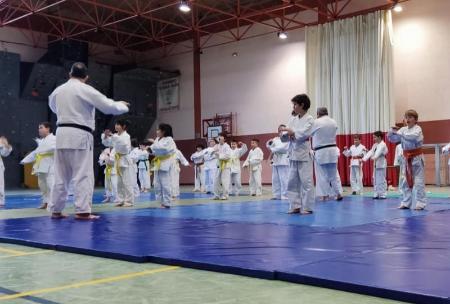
278 32 288 39
393 4 403 12
179 0 191 13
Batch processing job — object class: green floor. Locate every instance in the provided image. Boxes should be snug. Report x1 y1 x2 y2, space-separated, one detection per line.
4 185 446 303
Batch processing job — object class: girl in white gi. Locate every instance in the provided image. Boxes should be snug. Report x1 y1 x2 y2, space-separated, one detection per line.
149 123 176 208
190 144 205 192
20 122 56 209
137 143 151 192
343 135 367 195
98 147 118 203
203 138 218 194
266 125 289 200
388 110 426 210
363 131 388 199
0 136 13 207
229 140 248 196
243 139 264 196
171 149 190 199
103 120 134 207
129 139 141 197
213 135 232 200
280 94 315 215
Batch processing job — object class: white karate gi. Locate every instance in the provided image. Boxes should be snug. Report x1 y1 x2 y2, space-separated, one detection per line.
266 138 289 199
109 132 134 205
48 78 128 214
282 114 315 212
129 147 141 197
388 125 426 209
0 143 12 206
343 144 367 193
243 147 264 196
171 149 189 197
137 149 151 190
190 150 205 192
229 143 248 196
213 143 232 199
150 137 176 207
203 147 218 193
364 140 388 198
394 144 404 195
310 116 343 198
98 147 118 202
20 134 56 206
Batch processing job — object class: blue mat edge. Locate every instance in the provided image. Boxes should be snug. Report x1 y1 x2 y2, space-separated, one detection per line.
1 235 449 304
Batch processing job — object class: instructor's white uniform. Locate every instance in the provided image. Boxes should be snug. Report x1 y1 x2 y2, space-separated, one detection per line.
266 138 289 199
48 78 128 214
0 143 12 206
20 134 56 206
310 116 343 198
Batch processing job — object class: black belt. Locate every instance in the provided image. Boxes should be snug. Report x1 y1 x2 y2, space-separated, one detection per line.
57 123 93 133
137 159 148 170
313 144 336 151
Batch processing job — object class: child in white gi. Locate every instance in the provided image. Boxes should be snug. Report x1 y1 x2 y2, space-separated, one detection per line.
149 123 176 208
103 120 134 207
281 94 315 214
213 134 232 200
137 143 151 192
98 146 118 203
363 131 388 199
266 125 289 200
190 144 205 192
129 139 141 197
388 110 426 210
229 140 248 196
171 149 190 198
243 139 264 196
20 122 56 209
203 138 218 194
343 135 367 195
0 136 12 207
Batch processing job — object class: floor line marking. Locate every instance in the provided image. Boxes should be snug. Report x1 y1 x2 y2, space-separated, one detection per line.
0 247 28 255
0 266 180 301
0 250 52 259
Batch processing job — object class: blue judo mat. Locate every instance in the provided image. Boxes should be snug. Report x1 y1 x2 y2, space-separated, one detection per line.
1 195 450 303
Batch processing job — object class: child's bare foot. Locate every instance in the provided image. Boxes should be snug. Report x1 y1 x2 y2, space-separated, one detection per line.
51 213 67 219
75 213 100 220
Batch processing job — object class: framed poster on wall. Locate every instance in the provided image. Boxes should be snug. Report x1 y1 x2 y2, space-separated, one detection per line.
157 77 180 111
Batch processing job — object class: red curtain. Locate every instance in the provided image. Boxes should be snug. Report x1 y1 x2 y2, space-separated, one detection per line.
336 133 398 187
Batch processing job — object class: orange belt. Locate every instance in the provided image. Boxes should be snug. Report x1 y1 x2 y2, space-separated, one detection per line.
403 147 423 188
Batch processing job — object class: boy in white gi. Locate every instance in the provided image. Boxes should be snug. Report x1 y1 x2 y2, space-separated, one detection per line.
171 149 190 198
388 110 426 210
103 120 134 207
20 122 56 209
203 139 218 194
98 146 118 203
363 131 388 199
281 94 315 215
48 62 129 220
213 134 232 200
343 135 367 195
266 125 289 200
190 144 205 192
149 123 176 208
229 140 248 196
243 139 264 196
0 136 12 207
137 143 151 192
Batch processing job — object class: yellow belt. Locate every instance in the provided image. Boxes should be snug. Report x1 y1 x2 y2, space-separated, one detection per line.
151 153 175 170
219 159 230 171
114 153 125 176
33 152 54 174
105 164 113 178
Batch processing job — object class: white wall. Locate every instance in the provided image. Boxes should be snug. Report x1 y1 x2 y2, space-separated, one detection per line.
0 27 47 62
392 0 450 122
149 30 306 140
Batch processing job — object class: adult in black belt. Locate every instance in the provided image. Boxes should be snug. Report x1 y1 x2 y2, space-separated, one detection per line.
310 107 343 201
48 62 129 220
